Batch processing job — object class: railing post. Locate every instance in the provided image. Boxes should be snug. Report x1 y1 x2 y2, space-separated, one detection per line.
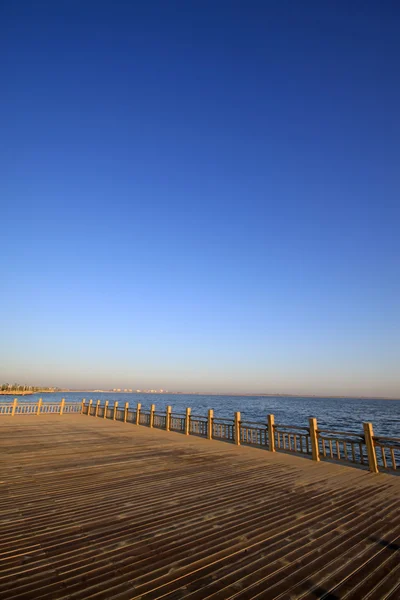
166 406 172 431
104 400 109 419
11 398 18 416
185 407 191 435
268 414 276 452
60 398 65 415
124 402 129 423
95 400 100 417
88 399 93 416
81 398 86 414
363 422 379 473
149 404 155 428
207 409 214 440
113 401 118 420
309 417 320 462
136 402 141 425
37 398 42 416
234 412 241 445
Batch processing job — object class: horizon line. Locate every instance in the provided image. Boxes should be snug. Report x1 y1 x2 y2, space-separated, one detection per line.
20 389 400 401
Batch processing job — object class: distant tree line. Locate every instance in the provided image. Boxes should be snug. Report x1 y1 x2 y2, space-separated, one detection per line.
0 383 59 392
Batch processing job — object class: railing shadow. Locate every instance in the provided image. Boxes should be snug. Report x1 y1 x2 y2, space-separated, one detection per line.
370 537 400 552
307 583 339 599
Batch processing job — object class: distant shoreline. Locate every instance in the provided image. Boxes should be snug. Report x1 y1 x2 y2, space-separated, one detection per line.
35 390 400 401
1 390 398 401
0 391 56 396
0 392 34 396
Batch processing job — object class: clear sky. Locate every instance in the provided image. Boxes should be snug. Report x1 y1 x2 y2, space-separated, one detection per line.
1 1 399 397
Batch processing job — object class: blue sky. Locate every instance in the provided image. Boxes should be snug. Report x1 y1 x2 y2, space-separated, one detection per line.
1 1 399 397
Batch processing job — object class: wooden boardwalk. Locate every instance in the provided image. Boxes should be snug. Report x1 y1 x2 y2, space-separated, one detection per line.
1 415 400 600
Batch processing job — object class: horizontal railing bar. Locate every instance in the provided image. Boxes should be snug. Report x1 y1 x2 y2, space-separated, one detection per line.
273 424 310 431
1 404 80 406
318 428 364 436
374 440 400 450
373 435 400 442
318 435 364 442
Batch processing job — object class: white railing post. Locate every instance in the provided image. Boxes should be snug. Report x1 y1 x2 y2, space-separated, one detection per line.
11 398 18 416
185 407 191 435
268 414 276 452
124 402 129 423
363 422 379 473
207 409 214 440
136 402 141 425
234 412 241 445
149 404 155 428
166 406 172 431
309 417 320 462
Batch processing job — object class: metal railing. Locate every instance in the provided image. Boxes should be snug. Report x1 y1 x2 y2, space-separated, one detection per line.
373 435 400 472
80 401 398 474
317 428 366 465
0 399 81 416
212 417 234 442
153 412 167 429
240 420 269 447
189 414 209 437
4 397 398 475
273 424 312 456
169 413 186 433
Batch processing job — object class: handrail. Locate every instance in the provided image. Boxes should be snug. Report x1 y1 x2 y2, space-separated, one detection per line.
240 423 267 429
318 428 364 437
372 435 399 471
373 435 400 443
274 424 310 432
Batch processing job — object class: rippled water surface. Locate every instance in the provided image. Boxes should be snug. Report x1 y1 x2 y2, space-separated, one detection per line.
5 392 400 438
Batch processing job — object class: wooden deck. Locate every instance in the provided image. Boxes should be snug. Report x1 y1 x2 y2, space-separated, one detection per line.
1 415 400 600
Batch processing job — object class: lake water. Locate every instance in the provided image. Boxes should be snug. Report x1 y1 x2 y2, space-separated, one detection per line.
4 391 400 438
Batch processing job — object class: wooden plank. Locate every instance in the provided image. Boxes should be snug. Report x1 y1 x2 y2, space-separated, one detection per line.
0 416 399 600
